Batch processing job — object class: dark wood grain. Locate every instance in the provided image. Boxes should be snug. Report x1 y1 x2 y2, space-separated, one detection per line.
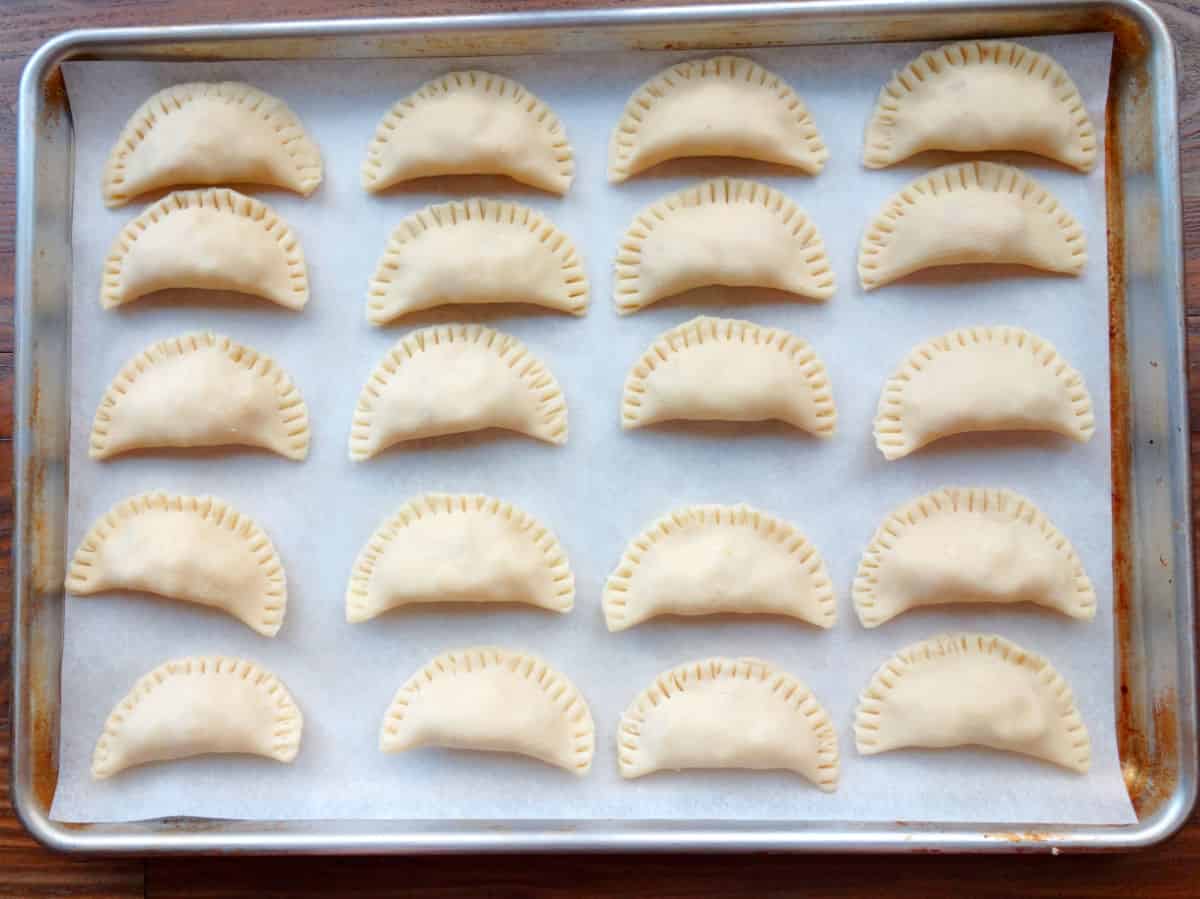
2 1 1199 896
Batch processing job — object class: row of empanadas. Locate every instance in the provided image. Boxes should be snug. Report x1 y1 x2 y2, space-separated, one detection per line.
93 636 1090 782
608 489 1095 631
66 487 1095 636
624 637 1090 780
94 166 1085 319
101 41 1094 207
81 318 1093 462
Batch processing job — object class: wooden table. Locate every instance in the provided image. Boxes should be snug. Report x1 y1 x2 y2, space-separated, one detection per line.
2 1 1198 895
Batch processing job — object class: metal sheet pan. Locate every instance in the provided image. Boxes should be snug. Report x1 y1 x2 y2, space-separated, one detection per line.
12 0 1196 854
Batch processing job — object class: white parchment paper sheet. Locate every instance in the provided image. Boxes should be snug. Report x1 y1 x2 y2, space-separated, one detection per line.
54 33 1134 825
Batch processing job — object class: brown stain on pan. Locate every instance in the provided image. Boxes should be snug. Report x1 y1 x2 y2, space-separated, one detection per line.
1105 12 1181 819
982 831 1061 847
23 359 61 813
1106 32 1140 810
39 65 67 128
24 461 61 813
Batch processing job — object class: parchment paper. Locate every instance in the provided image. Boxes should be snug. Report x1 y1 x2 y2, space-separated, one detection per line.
54 33 1134 825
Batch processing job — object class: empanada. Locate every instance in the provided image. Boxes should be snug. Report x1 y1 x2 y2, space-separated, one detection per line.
874 325 1094 459
363 71 573 195
858 161 1086 290
855 633 1090 772
66 492 286 636
619 656 838 790
608 56 828 181
350 324 567 460
604 504 834 631
864 41 1097 171
90 332 309 461
103 82 322 208
854 488 1096 627
381 647 594 775
102 188 308 311
615 178 834 314
368 198 587 324
622 316 836 436
347 494 574 622
93 656 302 778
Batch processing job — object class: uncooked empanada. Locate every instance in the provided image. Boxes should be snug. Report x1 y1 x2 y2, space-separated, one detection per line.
380 647 594 775
874 325 1094 460
619 657 838 790
858 161 1086 290
347 493 574 622
363 71 573 195
615 178 834 314
90 332 309 461
854 487 1096 627
864 41 1097 171
367 198 588 324
350 324 567 460
66 492 286 636
608 56 828 182
92 656 302 779
604 504 834 631
103 82 322 208
102 188 308 311
855 633 1090 772
622 316 836 435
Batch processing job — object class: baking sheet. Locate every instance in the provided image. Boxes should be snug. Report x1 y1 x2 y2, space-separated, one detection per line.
53 33 1134 825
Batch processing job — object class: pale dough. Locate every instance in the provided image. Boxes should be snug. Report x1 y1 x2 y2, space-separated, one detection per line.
854 487 1096 627
103 82 322 207
90 332 309 461
615 178 834 314
608 56 827 181
618 657 839 790
349 324 568 460
864 41 1097 171
380 647 594 775
622 315 836 435
66 492 287 637
92 656 302 778
347 494 574 622
855 633 1091 773
858 161 1086 290
362 71 573 195
101 188 308 310
368 198 588 324
604 504 834 631
874 325 1094 459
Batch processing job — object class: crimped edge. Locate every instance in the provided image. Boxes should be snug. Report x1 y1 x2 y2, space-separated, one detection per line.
361 71 574 195
614 177 835 313
103 82 322 207
621 315 836 435
854 632 1091 773
65 491 287 637
349 323 568 460
852 487 1097 627
379 646 595 775
346 493 575 622
607 55 828 182
858 161 1087 290
100 188 309 310
368 198 589 324
864 41 1097 171
617 656 840 790
604 504 835 631
89 331 310 461
92 655 303 779
873 325 1095 460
